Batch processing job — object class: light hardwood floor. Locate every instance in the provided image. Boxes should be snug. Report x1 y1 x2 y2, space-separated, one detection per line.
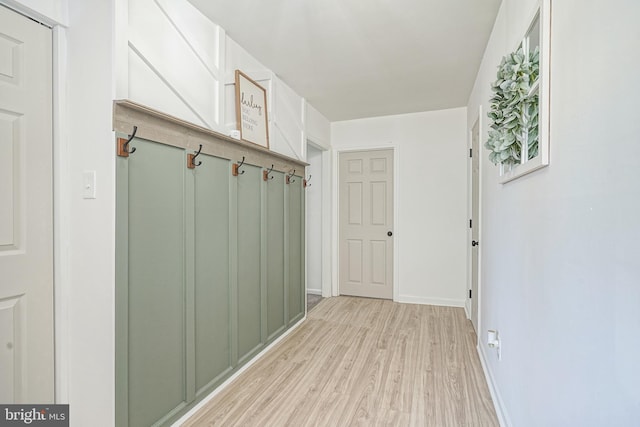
183 296 498 427
307 293 323 312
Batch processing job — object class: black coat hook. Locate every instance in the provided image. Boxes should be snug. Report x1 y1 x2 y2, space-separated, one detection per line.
122 126 138 154
123 126 137 154
191 144 202 167
264 164 274 181
233 156 246 176
286 169 296 184
304 174 311 188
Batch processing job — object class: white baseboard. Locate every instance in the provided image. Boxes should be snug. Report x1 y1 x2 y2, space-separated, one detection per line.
306 288 322 295
464 301 471 319
171 316 306 426
476 344 511 427
395 295 466 308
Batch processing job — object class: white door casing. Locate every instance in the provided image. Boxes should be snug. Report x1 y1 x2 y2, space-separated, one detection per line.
470 118 480 332
306 139 332 299
0 5 54 403
306 143 323 295
339 149 393 300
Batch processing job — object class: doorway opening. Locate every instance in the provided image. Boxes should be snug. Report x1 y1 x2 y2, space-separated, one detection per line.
305 140 330 312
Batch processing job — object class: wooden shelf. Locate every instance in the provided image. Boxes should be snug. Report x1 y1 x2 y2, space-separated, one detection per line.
113 99 308 174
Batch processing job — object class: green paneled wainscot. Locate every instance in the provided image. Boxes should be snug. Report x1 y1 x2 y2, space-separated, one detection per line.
114 100 307 427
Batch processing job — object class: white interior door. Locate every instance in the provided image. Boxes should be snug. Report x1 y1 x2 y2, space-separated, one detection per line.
0 5 54 403
339 149 393 300
470 119 480 332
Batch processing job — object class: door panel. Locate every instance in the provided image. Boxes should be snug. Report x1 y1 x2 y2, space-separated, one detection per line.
0 298 19 403
339 150 393 299
370 241 387 284
347 183 362 224
0 5 53 403
0 110 19 246
194 154 231 393
370 182 387 225
346 240 363 283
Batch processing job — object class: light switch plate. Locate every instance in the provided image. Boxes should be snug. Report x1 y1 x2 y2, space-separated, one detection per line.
83 170 96 199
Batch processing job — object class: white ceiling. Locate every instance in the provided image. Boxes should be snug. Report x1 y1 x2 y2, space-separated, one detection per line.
187 0 502 122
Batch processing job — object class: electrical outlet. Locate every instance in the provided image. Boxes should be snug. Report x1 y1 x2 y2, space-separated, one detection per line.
488 329 501 361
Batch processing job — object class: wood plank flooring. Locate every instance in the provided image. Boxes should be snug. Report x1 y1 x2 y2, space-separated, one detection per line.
182 296 498 427
306 293 323 312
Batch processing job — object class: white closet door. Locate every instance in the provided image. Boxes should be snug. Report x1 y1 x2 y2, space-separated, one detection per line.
0 5 54 403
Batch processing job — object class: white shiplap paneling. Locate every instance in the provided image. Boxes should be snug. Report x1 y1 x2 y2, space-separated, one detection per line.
128 0 224 131
127 0 322 160
271 76 304 160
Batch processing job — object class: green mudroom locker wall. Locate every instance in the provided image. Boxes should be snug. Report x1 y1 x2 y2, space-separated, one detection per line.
114 101 307 427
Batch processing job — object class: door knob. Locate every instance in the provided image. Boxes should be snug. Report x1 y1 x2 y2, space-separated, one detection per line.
387 231 393 237
472 240 479 247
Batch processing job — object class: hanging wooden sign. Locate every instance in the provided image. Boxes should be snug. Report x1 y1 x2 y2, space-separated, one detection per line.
235 70 270 149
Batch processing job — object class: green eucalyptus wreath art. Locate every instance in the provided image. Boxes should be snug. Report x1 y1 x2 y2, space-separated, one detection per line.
486 46 540 166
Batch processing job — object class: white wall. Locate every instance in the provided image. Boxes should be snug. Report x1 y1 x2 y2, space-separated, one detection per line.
331 108 468 306
306 104 331 149
270 76 305 160
305 107 331 298
65 0 116 425
468 0 640 425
